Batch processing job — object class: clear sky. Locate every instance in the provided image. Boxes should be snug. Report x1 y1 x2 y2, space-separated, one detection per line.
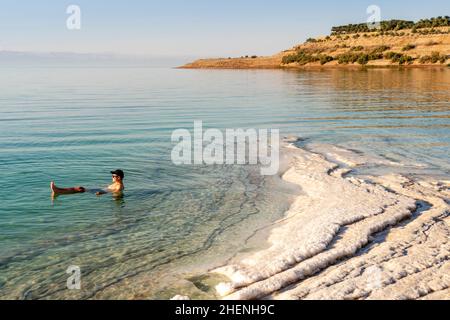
0 0 448 58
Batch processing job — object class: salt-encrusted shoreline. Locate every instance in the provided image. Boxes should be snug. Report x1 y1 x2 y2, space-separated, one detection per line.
210 139 450 300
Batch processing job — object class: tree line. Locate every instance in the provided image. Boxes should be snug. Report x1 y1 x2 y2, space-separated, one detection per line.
331 16 450 35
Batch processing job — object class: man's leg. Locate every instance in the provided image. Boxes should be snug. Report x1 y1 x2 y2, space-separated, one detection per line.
51 182 86 195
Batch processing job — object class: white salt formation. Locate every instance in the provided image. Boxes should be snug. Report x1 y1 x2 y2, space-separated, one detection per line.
212 141 449 300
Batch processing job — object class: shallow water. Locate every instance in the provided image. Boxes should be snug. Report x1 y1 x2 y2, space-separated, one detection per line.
0 66 449 299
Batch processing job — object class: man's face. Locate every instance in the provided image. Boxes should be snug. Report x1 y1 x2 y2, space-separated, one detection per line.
112 174 120 182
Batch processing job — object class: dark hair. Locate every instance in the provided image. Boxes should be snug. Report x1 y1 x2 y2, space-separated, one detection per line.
111 169 124 179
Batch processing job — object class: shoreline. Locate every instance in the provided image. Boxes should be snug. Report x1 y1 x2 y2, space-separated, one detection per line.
178 56 450 70
185 138 450 300
178 63 450 70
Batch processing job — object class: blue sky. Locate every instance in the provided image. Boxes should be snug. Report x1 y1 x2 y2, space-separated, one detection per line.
0 0 448 58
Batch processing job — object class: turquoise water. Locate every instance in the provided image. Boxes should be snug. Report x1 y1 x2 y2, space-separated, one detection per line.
0 66 449 299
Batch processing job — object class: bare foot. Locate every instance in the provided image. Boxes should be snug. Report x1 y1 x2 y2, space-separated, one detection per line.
50 181 58 200
50 181 57 194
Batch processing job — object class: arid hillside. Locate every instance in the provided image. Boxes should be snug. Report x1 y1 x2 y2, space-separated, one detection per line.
181 18 450 69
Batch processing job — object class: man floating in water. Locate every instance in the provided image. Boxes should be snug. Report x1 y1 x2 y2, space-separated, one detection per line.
51 169 125 197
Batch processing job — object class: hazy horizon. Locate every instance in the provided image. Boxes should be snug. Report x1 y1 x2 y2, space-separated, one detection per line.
0 50 197 67
0 0 449 59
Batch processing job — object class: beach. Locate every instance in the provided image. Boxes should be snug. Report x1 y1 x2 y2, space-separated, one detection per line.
205 139 450 300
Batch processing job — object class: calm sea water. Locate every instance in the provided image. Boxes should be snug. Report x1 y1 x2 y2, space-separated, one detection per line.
0 66 449 299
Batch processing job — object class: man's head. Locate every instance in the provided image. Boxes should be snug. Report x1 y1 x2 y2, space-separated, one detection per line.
111 169 124 182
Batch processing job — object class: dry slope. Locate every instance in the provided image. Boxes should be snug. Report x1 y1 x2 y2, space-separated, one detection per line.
181 27 450 69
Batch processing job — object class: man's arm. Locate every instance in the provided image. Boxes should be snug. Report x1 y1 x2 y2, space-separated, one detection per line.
96 183 123 196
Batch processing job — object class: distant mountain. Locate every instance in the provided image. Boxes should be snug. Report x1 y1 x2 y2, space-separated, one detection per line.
0 51 194 67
